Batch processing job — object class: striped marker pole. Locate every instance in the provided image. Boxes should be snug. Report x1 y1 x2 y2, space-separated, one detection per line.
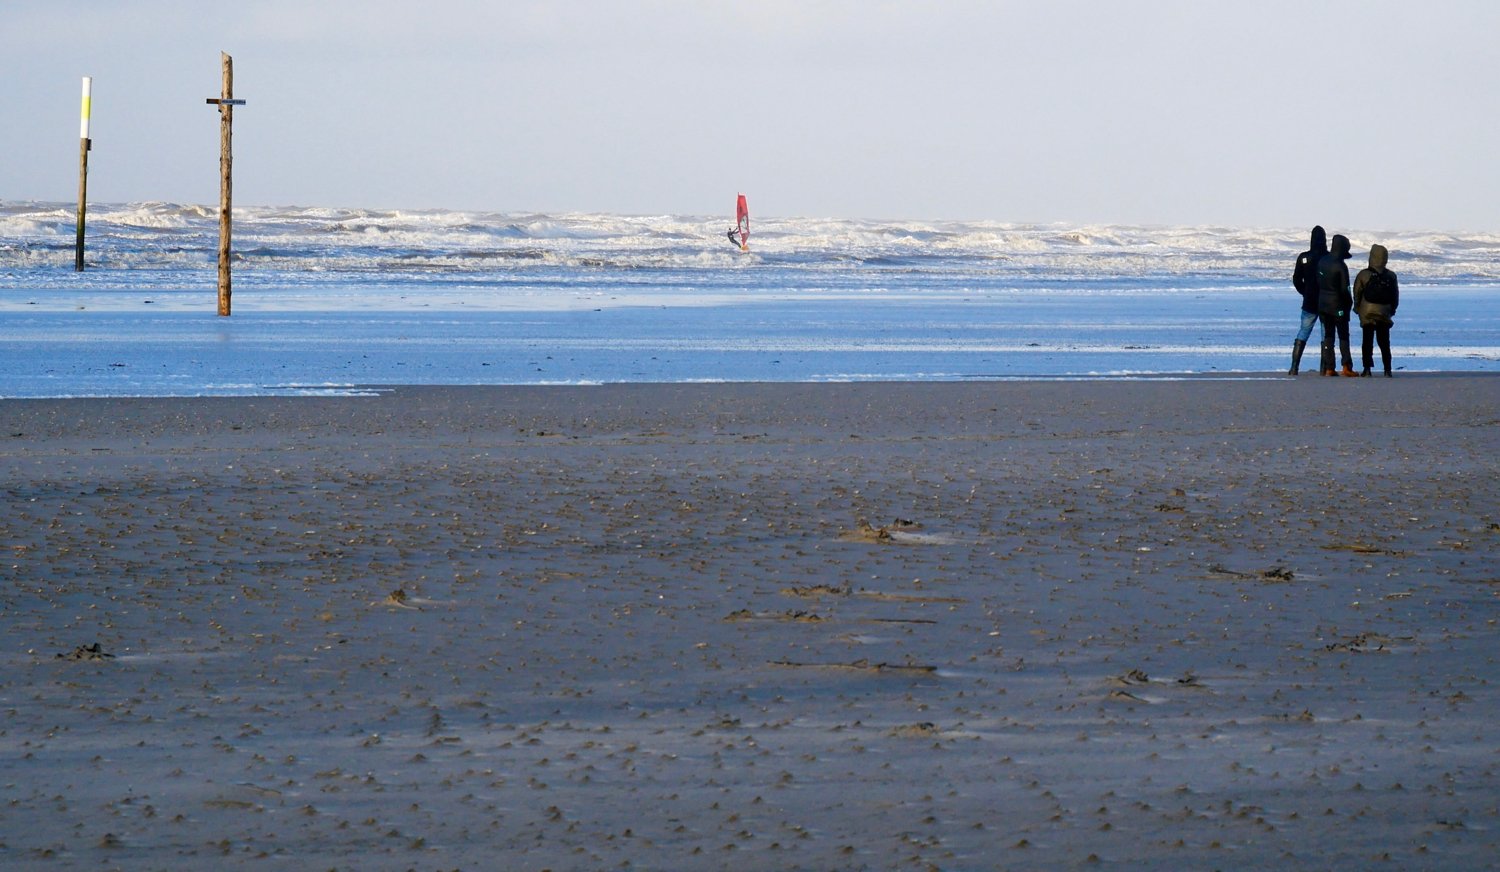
75 76 92 272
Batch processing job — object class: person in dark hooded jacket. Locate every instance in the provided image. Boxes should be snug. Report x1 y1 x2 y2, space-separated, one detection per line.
1315 234 1357 377
1288 225 1328 374
1353 243 1400 376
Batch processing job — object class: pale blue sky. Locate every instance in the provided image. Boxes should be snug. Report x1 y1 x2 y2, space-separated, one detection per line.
5 0 1498 229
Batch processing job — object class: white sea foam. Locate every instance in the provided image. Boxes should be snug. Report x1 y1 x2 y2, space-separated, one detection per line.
5 200 1500 279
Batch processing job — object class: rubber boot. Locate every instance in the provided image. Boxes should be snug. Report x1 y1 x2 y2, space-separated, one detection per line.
1288 339 1306 376
1320 341 1334 376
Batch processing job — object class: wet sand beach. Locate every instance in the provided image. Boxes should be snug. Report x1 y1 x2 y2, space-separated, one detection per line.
2 378 1498 870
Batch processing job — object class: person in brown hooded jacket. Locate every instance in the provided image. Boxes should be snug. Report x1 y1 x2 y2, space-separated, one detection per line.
1353 243 1400 376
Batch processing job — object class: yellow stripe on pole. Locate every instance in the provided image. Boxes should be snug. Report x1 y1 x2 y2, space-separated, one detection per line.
80 77 92 140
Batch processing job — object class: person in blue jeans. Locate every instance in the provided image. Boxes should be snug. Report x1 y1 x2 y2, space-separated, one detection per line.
1288 225 1327 375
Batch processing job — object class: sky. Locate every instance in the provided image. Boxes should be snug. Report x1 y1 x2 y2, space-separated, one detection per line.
4 0 1499 230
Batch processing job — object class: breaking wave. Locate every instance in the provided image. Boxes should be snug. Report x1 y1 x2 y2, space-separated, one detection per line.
5 200 1500 281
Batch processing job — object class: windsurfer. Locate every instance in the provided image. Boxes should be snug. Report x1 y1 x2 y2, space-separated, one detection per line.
730 194 750 252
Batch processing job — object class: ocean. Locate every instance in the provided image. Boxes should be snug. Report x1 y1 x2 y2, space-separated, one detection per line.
2 201 1498 397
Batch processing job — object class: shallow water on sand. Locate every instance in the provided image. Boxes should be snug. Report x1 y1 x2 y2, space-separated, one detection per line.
3 203 1498 395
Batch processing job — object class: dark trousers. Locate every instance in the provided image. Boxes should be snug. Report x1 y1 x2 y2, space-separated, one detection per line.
1319 315 1352 371
1362 324 1392 371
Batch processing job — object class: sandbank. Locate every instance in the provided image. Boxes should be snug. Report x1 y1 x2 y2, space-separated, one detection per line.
2 377 1497 869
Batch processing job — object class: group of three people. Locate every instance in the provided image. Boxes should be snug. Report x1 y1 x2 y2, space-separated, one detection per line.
1289 225 1401 377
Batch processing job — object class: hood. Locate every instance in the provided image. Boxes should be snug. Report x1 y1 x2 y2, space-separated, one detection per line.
1330 234 1352 259
1310 225 1327 253
1368 243 1388 272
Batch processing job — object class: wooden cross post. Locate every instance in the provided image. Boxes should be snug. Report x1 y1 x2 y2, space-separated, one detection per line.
75 76 92 272
205 52 246 316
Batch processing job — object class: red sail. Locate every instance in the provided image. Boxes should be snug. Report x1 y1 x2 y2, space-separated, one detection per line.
735 194 749 251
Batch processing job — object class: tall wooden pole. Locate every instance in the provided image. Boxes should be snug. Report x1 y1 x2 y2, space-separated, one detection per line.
75 77 92 272
215 53 234 316
207 53 250 316
204 54 246 315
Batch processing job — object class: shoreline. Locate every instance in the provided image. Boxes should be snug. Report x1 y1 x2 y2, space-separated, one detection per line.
6 369 1498 403
2 380 1497 868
